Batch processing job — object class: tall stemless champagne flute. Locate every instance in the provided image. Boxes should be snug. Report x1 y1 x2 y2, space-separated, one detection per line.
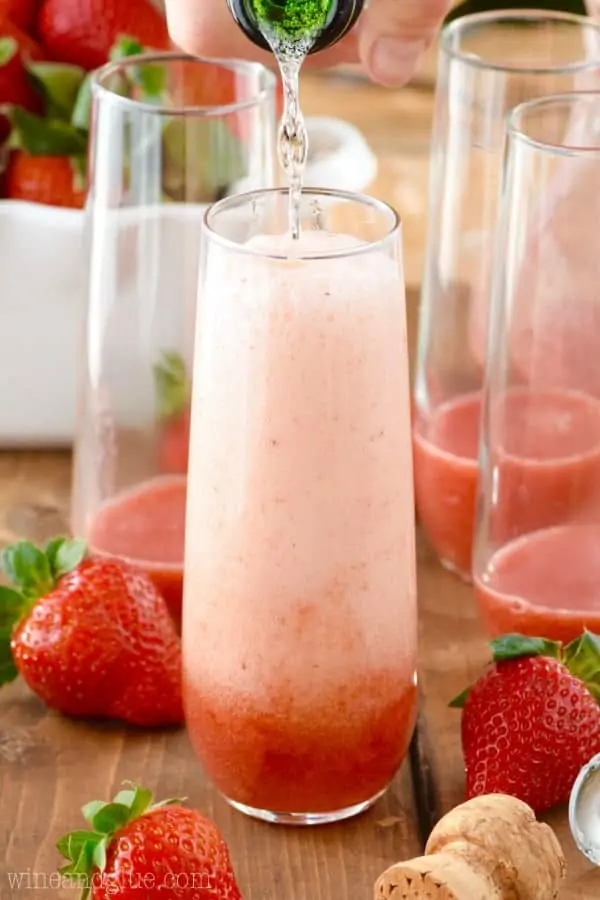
412 11 600 581
473 92 600 644
183 188 418 825
71 53 276 630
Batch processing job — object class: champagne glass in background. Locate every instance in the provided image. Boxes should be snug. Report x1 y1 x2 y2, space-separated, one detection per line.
183 188 418 824
412 11 600 581
473 92 600 644
71 53 277 631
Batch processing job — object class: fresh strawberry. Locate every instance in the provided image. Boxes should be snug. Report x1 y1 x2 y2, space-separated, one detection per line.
0 537 184 727
0 20 45 140
6 150 85 205
58 783 242 900
0 0 39 31
37 0 171 71
452 632 600 813
154 351 191 475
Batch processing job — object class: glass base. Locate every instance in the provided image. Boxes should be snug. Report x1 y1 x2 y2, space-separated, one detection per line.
225 787 387 826
440 556 473 584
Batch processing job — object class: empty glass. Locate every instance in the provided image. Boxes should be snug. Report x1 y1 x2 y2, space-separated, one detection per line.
71 53 277 630
412 11 600 580
182 188 418 824
473 92 600 644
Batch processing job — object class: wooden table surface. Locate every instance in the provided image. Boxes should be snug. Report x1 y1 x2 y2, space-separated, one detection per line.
1 68 599 899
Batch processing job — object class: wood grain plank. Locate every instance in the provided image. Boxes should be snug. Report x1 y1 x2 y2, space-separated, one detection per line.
0 684 420 899
0 450 421 900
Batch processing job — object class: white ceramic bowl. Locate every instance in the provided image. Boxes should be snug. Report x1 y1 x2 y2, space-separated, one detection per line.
0 117 377 446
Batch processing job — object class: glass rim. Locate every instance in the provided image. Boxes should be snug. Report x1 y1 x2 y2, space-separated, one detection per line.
508 90 600 158
91 51 277 117
441 9 600 75
202 187 401 260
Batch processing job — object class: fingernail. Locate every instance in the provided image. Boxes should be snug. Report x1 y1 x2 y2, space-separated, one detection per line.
368 37 425 87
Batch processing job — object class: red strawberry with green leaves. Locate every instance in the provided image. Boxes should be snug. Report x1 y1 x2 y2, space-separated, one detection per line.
0 537 184 727
154 351 191 475
58 783 242 900
37 0 171 71
2 37 166 206
452 631 600 813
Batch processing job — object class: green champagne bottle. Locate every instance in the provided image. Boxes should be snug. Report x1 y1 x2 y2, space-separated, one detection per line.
226 0 365 54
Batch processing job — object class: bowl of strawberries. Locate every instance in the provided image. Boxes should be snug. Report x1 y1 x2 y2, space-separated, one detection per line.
0 0 378 448
0 0 175 447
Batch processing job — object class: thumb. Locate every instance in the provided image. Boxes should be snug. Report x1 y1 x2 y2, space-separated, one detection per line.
358 0 452 87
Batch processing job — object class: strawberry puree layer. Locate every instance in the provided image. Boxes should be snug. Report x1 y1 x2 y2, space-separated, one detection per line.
183 230 417 813
475 524 600 644
185 676 417 813
87 475 186 629
413 392 481 578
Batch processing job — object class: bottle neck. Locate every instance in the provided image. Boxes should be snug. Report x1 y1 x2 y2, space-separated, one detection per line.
226 0 364 56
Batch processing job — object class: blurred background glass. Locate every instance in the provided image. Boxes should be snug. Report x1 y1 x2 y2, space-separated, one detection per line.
71 52 277 631
411 11 600 582
473 91 600 643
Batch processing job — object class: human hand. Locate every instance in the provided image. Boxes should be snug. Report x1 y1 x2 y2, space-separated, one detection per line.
164 0 451 88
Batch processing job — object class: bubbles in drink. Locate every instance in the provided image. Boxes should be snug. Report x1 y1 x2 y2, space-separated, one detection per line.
257 27 314 241
277 53 308 240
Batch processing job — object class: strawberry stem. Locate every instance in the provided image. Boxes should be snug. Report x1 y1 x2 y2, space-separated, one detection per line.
57 783 185 899
153 350 191 421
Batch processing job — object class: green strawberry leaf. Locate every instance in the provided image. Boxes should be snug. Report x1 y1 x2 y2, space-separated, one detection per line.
52 539 88 579
71 36 162 133
448 686 471 709
70 74 93 132
87 802 132 834
45 537 66 571
2 538 88 605
489 634 562 662
92 838 108 872
27 62 86 121
161 117 245 203
70 155 87 193
111 35 166 98
110 36 145 60
2 541 54 600
6 107 87 156
56 829 105 861
0 585 28 629
0 624 18 686
153 351 191 421
0 37 17 66
564 630 600 700
114 783 153 818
